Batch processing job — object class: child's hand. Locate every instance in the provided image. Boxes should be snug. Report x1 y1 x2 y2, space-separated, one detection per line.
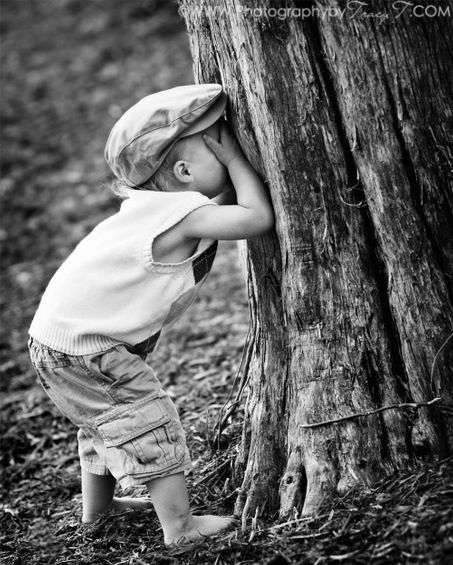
202 120 243 167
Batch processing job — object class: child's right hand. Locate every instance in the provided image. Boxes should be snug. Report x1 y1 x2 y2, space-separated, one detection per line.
202 120 243 168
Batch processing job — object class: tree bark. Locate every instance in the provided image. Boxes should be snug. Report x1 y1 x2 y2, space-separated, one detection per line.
179 0 453 519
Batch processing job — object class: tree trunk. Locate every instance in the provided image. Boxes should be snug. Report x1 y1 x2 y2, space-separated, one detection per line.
179 0 453 519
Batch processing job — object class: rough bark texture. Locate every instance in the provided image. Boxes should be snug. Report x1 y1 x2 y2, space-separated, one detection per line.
179 0 453 519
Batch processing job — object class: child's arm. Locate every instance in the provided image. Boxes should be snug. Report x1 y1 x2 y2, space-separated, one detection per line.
181 122 274 240
210 183 237 206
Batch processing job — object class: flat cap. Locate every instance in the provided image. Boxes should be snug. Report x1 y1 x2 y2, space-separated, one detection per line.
105 84 227 187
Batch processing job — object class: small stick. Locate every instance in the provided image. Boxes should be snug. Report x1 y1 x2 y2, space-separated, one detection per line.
299 397 442 429
267 516 315 531
430 331 453 387
193 457 232 486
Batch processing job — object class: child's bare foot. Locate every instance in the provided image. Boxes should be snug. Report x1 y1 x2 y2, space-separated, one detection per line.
164 514 239 546
82 496 153 524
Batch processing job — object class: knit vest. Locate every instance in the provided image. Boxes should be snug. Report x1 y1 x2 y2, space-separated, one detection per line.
29 190 218 356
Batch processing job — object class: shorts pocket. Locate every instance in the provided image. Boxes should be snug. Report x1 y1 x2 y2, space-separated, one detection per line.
95 392 185 476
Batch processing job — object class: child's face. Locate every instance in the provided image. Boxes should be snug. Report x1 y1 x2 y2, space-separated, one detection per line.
178 121 229 197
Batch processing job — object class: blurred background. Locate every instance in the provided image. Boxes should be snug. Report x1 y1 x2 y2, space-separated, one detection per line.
1 0 247 394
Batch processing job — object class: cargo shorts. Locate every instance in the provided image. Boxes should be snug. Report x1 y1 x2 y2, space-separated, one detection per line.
28 337 192 489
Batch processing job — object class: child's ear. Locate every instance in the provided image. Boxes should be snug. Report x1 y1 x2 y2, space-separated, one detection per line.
173 160 193 183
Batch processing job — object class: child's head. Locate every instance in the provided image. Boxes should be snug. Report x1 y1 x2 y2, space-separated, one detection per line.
105 84 227 198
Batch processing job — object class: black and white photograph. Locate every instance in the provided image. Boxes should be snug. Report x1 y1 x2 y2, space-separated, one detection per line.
1 1 452 563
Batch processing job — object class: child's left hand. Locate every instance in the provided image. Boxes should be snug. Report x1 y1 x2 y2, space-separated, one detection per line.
202 120 243 168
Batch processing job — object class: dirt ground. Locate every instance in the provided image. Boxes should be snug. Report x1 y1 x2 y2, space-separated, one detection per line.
1 1 452 564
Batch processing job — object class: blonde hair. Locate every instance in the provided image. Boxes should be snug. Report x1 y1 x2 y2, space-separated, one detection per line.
110 138 189 199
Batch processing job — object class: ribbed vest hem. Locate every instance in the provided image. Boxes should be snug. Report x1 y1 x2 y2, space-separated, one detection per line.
28 320 119 355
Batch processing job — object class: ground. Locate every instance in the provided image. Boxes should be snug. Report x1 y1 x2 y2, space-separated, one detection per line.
0 1 452 564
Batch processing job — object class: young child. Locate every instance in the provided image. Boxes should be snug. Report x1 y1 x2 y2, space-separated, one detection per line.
28 84 274 545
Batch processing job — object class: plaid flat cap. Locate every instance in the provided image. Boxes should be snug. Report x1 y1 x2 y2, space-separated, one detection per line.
104 84 227 187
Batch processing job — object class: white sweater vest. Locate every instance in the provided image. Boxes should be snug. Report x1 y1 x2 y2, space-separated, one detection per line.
29 190 217 355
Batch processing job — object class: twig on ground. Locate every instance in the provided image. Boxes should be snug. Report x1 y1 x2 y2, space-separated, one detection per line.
299 398 442 429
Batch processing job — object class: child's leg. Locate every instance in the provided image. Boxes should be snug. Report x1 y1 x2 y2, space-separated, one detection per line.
81 469 116 523
146 472 237 545
81 469 152 523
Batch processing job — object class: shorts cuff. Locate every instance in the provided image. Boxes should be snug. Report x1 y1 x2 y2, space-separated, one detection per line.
80 459 111 476
116 457 193 490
